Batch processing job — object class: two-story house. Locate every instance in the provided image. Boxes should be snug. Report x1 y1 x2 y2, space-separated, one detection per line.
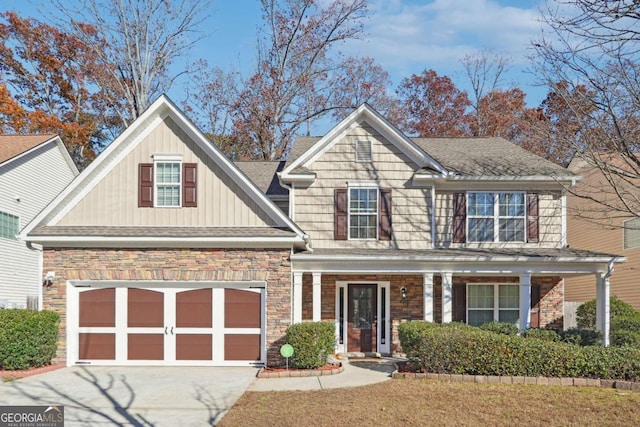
0 135 78 310
22 97 621 367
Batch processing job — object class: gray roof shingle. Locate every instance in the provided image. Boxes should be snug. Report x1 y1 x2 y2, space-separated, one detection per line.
234 160 288 196
29 226 297 238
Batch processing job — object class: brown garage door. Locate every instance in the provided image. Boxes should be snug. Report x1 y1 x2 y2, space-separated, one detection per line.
75 286 263 365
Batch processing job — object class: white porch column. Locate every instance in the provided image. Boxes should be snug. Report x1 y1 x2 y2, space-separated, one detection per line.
293 272 303 323
441 272 453 323
519 273 532 331
596 272 611 346
312 272 322 321
423 273 434 322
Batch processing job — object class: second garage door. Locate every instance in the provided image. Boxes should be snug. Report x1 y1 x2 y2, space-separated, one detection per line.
69 284 265 366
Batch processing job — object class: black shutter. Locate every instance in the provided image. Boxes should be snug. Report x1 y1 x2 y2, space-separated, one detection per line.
453 283 467 323
138 163 153 207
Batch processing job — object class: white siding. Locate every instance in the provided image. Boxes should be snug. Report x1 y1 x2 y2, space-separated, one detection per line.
0 143 76 308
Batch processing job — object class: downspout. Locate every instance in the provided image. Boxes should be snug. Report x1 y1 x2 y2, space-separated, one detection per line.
430 186 436 248
26 242 43 311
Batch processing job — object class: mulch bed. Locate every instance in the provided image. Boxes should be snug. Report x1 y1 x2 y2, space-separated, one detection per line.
257 363 343 378
0 364 65 381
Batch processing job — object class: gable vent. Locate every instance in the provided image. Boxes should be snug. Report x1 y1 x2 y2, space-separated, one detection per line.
355 140 372 162
624 218 640 249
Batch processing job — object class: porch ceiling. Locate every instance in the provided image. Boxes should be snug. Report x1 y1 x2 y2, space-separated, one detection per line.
291 247 624 276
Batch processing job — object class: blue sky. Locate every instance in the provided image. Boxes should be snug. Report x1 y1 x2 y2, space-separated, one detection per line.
5 0 547 132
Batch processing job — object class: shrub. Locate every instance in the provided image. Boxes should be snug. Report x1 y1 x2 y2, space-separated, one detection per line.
611 314 640 334
398 325 640 381
522 328 560 342
559 328 602 346
0 309 59 370
285 321 335 369
479 321 518 336
611 329 640 348
576 296 637 329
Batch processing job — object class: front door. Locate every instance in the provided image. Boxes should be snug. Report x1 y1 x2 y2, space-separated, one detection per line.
347 284 377 352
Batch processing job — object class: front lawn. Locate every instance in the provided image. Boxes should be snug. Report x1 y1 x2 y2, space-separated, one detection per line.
219 380 640 426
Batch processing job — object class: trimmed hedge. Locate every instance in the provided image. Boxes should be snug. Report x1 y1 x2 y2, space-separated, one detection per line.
559 328 603 347
479 321 518 336
521 328 560 342
576 296 637 329
285 321 335 369
0 309 59 370
398 321 640 381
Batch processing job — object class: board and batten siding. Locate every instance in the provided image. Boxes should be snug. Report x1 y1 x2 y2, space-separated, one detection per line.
293 123 433 249
434 190 563 248
59 117 274 227
0 142 77 308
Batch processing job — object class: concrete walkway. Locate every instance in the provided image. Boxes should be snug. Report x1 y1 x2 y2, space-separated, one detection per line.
248 358 396 392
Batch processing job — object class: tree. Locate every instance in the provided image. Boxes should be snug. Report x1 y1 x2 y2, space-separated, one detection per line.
0 12 103 167
395 69 471 137
53 0 208 128
190 0 370 160
533 0 640 217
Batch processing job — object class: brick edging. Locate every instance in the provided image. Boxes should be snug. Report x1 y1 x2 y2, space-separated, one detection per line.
392 371 640 391
257 364 344 378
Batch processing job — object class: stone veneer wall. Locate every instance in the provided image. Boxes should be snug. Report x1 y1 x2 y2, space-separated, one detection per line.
301 274 564 355
42 248 292 366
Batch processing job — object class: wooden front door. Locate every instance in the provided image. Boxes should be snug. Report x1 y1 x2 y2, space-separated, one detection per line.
347 284 377 352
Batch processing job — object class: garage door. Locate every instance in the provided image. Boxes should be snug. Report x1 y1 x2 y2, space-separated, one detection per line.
69 284 265 366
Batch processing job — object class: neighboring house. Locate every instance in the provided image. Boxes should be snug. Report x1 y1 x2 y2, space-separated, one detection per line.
565 157 640 310
22 97 622 367
0 135 78 310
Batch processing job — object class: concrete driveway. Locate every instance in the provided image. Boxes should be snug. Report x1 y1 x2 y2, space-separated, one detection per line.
0 366 258 426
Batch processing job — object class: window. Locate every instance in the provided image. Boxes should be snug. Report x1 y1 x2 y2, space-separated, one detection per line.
467 192 525 242
624 218 640 249
349 188 378 239
0 211 19 240
355 140 372 162
155 162 181 207
467 284 519 326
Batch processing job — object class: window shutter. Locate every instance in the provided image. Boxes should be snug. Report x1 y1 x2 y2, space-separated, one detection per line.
452 283 466 323
527 193 539 243
138 163 153 207
453 192 466 243
182 163 197 207
379 188 392 241
334 188 348 240
530 284 541 328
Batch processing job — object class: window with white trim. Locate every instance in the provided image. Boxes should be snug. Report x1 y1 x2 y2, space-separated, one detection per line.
155 161 181 207
468 192 525 242
0 211 19 240
467 284 519 326
624 217 640 249
349 187 378 239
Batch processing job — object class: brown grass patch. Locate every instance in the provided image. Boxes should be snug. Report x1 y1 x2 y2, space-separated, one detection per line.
219 380 640 426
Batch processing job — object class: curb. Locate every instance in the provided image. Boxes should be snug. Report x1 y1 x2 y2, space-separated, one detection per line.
257 363 344 378
392 371 640 391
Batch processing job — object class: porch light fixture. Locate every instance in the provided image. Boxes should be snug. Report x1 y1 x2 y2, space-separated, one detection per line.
400 286 408 301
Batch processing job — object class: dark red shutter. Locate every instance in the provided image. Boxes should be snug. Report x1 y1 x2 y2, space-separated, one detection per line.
379 188 392 241
530 284 541 328
452 283 466 323
527 193 539 243
334 188 348 240
182 163 197 207
453 192 466 243
138 163 153 207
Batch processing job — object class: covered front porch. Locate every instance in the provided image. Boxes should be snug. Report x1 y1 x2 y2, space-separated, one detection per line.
291 248 623 354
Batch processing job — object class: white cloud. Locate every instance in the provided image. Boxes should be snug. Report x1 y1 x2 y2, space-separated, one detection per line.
345 0 545 93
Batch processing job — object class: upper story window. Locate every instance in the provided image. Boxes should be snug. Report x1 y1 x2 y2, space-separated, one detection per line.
349 188 378 239
624 217 640 249
466 192 526 242
155 162 181 207
0 211 19 240
334 186 392 241
138 156 197 208
355 140 372 162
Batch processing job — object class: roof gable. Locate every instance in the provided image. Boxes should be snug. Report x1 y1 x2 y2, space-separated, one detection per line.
281 103 447 179
0 135 77 175
21 95 305 241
